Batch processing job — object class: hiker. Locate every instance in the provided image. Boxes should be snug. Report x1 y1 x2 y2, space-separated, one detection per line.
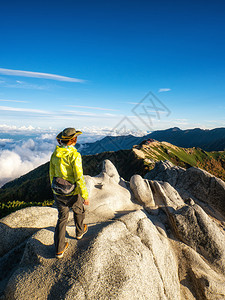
49 127 89 259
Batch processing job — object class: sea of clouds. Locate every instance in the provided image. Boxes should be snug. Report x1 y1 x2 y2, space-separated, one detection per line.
0 131 56 187
0 125 148 187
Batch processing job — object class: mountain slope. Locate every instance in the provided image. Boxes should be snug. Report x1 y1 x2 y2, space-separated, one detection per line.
133 141 225 181
78 127 225 155
148 127 225 150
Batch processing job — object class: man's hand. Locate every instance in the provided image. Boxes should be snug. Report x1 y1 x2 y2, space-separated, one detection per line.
83 198 90 205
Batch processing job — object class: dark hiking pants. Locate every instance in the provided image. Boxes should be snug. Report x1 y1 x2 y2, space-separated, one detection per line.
54 194 85 253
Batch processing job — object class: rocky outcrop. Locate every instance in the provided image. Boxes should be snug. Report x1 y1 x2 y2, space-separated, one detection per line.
0 207 58 257
145 160 225 217
4 211 180 300
130 175 157 213
1 159 225 299
84 159 141 222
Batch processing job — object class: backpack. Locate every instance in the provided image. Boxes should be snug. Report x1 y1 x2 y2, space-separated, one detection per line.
51 177 76 195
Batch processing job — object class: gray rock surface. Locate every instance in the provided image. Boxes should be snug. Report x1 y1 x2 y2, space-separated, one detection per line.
0 207 58 257
84 159 141 223
145 160 225 217
130 175 156 212
5 211 180 300
1 159 225 299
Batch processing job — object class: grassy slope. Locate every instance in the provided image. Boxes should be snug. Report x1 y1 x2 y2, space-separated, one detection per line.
133 141 225 181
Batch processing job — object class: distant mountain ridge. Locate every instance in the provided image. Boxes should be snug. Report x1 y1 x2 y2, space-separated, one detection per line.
77 127 225 154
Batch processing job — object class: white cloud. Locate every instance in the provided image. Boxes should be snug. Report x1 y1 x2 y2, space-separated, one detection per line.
0 124 36 132
18 125 36 131
0 124 18 131
0 68 85 83
104 113 117 117
66 105 118 111
0 99 28 103
0 139 13 146
158 88 171 93
60 110 121 118
0 138 13 142
0 130 88 186
0 80 49 90
0 105 51 114
80 126 148 139
62 110 96 116
126 102 140 105
0 137 55 187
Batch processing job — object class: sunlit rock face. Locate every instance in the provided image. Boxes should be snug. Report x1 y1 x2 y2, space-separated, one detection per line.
1 159 225 300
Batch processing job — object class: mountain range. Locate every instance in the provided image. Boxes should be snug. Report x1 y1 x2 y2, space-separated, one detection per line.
77 127 225 154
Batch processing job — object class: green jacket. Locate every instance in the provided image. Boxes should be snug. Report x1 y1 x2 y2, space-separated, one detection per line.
49 145 88 200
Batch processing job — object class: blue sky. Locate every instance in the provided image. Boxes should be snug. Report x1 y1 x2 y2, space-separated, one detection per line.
0 0 225 132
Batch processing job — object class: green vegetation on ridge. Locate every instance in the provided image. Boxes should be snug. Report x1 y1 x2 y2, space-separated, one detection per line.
0 200 54 218
134 141 225 180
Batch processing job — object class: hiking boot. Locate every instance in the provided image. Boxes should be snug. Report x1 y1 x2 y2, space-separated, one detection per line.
76 224 88 240
55 242 69 259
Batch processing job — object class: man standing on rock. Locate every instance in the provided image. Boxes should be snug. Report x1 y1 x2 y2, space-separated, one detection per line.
49 127 89 259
